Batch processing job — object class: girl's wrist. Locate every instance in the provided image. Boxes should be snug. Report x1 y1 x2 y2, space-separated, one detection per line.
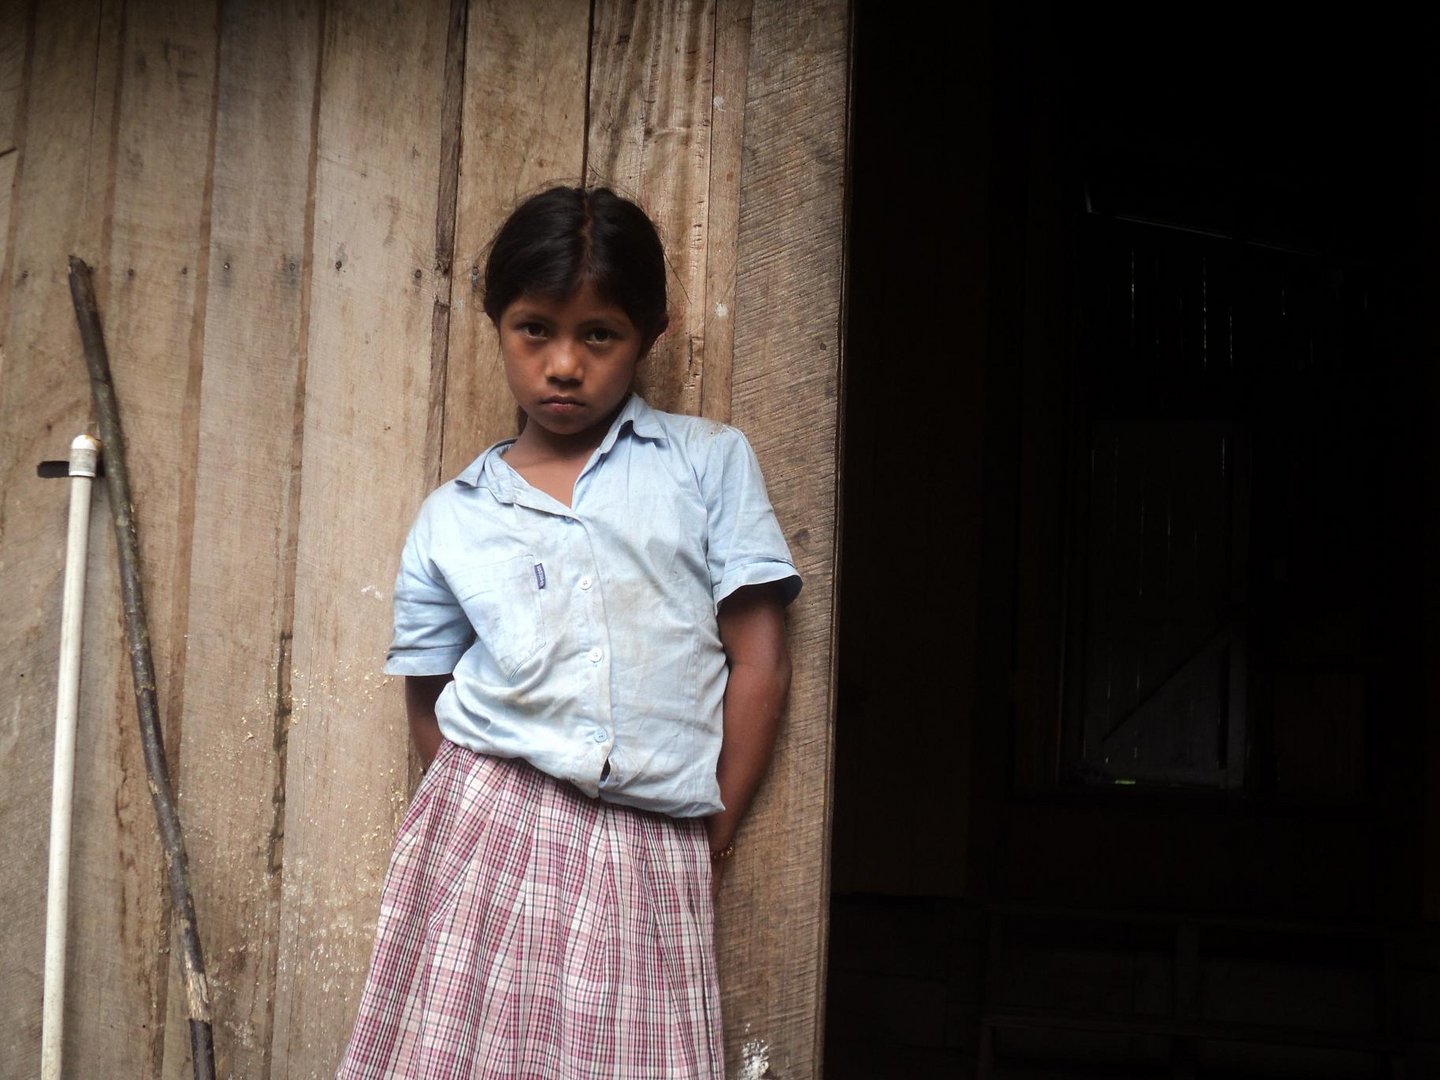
704 814 735 859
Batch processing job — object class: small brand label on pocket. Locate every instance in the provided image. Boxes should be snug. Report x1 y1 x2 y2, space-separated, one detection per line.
533 562 546 590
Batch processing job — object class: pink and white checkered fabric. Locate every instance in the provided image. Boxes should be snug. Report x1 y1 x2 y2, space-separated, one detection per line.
337 740 724 1079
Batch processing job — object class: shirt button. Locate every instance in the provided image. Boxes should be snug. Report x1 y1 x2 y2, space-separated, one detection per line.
593 729 608 743
587 647 603 663
579 575 593 590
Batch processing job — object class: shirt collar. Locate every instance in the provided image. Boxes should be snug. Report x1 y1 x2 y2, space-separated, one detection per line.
454 393 666 495
599 393 666 453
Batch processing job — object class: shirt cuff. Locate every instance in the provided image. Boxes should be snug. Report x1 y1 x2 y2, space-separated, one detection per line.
714 559 803 610
384 644 467 676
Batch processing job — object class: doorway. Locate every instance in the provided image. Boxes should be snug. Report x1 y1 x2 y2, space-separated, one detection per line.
826 4 1437 1077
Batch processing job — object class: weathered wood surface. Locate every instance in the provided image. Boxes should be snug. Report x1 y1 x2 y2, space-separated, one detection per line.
422 0 468 503
1 1 849 1075
721 1 848 1074
0 4 23 130
0 4 143 1077
270 0 455 1074
162 1 320 1076
0 0 26 316
699 0 753 425
0 144 15 336
106 0 222 1073
0 0 27 330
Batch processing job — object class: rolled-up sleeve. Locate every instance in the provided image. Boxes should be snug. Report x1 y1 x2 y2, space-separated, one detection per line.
702 425 802 609
385 501 473 675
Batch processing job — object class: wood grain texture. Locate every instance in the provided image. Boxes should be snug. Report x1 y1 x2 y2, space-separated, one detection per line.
440 0 589 480
102 0 220 1073
422 0 466 500
698 0 751 424
270 0 452 1073
0 0 29 338
720 0 848 1074
587 0 715 416
0 0 26 155
0 149 15 336
160 1 319 1076
0 2 850 1074
0 1 143 1075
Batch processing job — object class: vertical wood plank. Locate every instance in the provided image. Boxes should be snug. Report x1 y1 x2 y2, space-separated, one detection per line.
0 1 142 1075
422 0 466 497
159 1 320 1076
0 147 16 348
698 0 751 424
0 0 26 153
103 0 220 1074
587 0 715 416
721 0 848 1074
271 1 453 1073
0 0 31 332
440 0 588 479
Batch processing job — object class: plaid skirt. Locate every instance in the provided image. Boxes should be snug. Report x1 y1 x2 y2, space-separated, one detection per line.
336 740 724 1080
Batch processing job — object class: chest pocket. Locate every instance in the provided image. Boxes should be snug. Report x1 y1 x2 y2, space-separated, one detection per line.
450 555 546 677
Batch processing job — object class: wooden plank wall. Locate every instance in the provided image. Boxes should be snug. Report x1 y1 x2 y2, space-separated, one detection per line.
0 0 848 1076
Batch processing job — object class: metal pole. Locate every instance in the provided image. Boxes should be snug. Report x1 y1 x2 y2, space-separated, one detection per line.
40 434 101 1080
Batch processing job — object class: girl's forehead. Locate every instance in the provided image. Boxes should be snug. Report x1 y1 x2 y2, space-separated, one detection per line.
508 282 633 324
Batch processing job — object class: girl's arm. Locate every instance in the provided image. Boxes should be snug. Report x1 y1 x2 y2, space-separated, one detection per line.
405 673 453 768
709 582 792 873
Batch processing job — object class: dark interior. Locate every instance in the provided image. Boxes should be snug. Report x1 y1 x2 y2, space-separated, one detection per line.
826 4 1439 1077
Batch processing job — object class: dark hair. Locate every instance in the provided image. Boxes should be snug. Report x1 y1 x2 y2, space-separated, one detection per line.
482 186 669 341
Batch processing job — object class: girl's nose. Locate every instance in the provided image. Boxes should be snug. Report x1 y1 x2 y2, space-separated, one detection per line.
546 340 583 382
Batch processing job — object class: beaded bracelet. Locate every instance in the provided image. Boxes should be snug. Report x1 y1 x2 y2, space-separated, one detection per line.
710 842 736 863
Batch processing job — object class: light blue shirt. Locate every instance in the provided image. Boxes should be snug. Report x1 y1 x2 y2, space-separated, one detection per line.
385 394 801 817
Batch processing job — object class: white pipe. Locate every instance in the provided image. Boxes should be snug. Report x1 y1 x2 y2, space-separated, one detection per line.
40 434 101 1080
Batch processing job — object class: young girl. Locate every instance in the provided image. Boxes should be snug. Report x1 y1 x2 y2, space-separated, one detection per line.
337 186 800 1079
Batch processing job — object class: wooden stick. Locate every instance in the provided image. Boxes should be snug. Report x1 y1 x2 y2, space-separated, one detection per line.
66 257 216 1080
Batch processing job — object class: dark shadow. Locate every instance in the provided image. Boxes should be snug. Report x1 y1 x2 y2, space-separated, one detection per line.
827 4 1438 1077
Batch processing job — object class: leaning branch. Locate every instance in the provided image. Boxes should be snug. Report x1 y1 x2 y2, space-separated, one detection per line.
67 257 216 1080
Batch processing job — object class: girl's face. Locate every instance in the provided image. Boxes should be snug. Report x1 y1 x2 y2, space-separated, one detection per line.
497 281 648 453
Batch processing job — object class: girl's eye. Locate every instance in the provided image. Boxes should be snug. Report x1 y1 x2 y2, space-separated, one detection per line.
517 322 546 338
586 327 618 344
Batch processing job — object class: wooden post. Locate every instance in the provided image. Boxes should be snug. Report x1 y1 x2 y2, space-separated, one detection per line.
721 1 849 1073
